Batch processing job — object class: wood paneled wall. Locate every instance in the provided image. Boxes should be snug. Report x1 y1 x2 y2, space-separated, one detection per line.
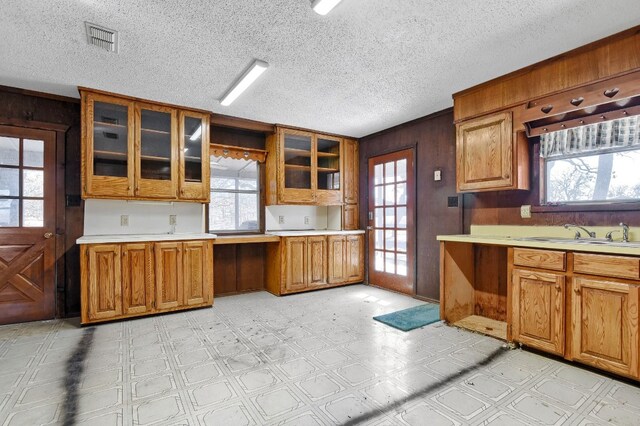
0 85 82 317
359 109 461 301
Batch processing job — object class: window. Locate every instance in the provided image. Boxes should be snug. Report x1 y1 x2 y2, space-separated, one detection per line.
541 116 640 204
209 156 260 232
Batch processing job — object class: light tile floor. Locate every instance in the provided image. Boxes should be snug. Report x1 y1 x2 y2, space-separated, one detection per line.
0 285 639 425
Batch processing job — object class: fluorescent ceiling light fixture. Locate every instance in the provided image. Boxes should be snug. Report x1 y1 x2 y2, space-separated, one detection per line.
189 125 202 141
312 0 343 15
220 60 269 106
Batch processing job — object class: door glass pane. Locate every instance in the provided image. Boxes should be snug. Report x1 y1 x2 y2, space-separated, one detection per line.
396 207 407 229
375 208 384 227
23 169 43 197
385 184 395 206
0 167 19 196
140 109 172 180
396 182 407 205
397 230 407 252
385 161 395 183
284 133 312 189
0 137 19 166
317 138 340 190
385 230 395 251
385 207 394 228
183 116 203 183
375 230 384 250
23 199 43 227
385 252 395 274
93 101 129 177
396 159 407 182
375 250 384 271
0 199 18 227
374 164 384 185
397 253 407 276
23 139 44 167
374 185 384 206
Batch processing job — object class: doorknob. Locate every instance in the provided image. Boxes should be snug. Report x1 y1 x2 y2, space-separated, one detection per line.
44 232 53 239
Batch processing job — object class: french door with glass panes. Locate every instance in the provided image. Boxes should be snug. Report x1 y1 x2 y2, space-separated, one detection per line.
368 149 415 295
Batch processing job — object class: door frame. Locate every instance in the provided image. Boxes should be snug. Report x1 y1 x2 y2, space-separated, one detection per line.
0 118 68 319
365 146 417 295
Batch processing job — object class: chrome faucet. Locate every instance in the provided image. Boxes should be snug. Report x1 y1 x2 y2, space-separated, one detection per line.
564 224 596 239
620 222 630 243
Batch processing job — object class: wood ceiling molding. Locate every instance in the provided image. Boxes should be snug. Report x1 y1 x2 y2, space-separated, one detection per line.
210 143 267 163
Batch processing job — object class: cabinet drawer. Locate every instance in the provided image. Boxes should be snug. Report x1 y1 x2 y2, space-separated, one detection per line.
573 253 640 280
513 248 565 271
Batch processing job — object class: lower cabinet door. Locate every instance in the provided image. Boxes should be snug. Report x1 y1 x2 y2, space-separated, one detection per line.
122 243 154 315
328 236 346 284
284 237 307 292
307 236 328 287
85 244 122 321
154 241 183 310
346 235 364 282
182 240 213 306
571 277 639 378
343 204 359 231
512 269 565 355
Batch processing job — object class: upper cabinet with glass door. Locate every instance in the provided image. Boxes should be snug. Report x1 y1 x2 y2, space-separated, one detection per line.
266 126 342 205
81 88 210 202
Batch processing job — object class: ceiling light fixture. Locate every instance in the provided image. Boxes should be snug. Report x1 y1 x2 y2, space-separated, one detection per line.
220 59 269 106
312 0 343 15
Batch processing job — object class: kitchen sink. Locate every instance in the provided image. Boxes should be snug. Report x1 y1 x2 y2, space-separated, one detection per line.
513 236 640 248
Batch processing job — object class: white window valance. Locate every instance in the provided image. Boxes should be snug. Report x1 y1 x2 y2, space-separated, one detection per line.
540 115 640 158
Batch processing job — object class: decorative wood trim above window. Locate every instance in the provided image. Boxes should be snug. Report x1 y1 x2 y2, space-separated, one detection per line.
210 143 267 163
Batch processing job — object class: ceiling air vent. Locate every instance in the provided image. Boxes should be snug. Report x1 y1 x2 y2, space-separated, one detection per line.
85 22 118 52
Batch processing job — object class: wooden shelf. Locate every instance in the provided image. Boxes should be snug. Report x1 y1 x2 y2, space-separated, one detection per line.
284 147 339 158
318 167 339 173
452 315 507 340
141 128 171 135
285 164 312 171
94 121 126 129
94 150 126 160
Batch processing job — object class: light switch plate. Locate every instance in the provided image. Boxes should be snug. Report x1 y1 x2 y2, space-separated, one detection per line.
520 205 532 219
434 170 442 181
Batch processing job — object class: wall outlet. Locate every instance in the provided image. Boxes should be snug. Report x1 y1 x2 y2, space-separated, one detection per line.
278 215 285 224
520 205 532 219
434 169 442 181
169 215 177 225
120 215 129 226
304 216 310 225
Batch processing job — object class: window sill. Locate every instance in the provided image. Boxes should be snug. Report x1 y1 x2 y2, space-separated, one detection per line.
532 202 640 213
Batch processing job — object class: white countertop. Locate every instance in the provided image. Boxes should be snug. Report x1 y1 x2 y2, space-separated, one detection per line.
437 234 640 256
77 233 217 245
266 230 366 237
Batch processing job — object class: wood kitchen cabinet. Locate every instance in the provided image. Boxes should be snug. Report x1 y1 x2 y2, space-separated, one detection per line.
81 88 210 202
455 111 529 192
512 268 565 356
266 233 364 296
342 138 359 230
81 239 214 324
266 126 342 206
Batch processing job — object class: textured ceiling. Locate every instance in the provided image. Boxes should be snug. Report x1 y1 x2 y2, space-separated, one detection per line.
1 1 639 138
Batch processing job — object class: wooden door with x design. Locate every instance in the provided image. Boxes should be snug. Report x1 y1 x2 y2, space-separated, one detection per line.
0 125 56 324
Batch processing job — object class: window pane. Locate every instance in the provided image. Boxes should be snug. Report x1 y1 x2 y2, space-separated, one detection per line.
238 193 259 230
375 207 384 228
238 178 257 190
375 230 384 250
546 149 640 203
23 169 43 197
385 207 395 228
396 159 407 182
396 182 407 205
23 199 43 227
397 230 407 253
0 199 18 227
212 177 235 190
0 168 19 196
374 250 384 271
397 254 407 276
24 139 44 168
374 164 384 185
396 207 407 229
385 161 395 183
209 192 236 230
385 252 395 274
385 230 395 251
374 185 383 206
0 137 19 166
384 184 395 206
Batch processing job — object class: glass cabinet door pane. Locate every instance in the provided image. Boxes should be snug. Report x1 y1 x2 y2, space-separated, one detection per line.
283 133 312 189
140 109 172 180
93 101 129 177
183 116 203 183
316 137 340 190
